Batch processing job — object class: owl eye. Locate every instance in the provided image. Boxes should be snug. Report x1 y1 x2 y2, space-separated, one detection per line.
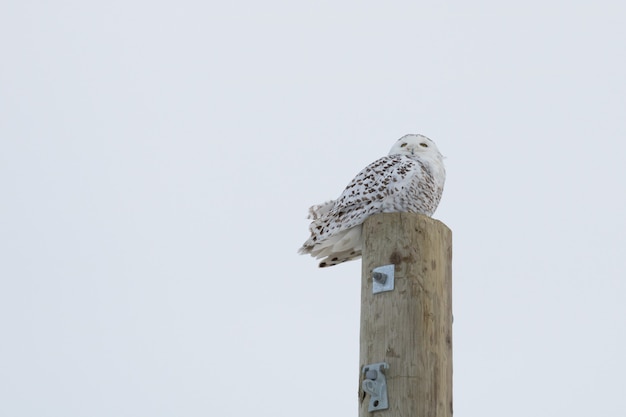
419 143 428 148
400 143 407 147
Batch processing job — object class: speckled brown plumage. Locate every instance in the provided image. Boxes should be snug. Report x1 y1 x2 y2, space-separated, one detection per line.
299 134 446 268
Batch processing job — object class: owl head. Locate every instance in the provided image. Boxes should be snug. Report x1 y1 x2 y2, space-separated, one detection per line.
388 134 443 160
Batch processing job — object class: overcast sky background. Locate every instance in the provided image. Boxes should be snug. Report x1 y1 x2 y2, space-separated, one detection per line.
2 1 626 416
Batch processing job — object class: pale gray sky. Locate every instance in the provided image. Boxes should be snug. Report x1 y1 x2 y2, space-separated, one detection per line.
1 1 625 416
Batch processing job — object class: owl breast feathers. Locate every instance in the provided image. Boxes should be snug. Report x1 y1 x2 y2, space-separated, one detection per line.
299 134 445 268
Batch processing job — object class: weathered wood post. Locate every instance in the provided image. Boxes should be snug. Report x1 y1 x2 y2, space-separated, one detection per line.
359 212 453 417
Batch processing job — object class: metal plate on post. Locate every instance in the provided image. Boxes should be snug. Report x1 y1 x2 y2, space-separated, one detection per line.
362 362 389 412
372 264 394 294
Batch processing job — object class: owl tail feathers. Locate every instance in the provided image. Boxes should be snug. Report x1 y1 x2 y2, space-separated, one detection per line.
317 249 361 268
298 243 361 267
298 225 363 268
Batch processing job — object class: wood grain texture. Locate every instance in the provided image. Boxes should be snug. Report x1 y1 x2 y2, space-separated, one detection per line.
359 213 452 417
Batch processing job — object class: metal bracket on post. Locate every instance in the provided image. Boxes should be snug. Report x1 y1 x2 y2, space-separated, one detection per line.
362 362 389 412
372 264 394 294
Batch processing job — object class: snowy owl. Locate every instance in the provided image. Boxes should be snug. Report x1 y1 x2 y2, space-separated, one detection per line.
299 134 445 268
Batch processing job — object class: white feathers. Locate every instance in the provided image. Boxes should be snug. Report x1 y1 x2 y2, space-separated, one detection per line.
299 134 446 268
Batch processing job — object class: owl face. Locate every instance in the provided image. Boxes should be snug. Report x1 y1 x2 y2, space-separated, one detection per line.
388 134 441 158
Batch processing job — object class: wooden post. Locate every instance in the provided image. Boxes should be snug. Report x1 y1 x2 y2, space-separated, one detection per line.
359 213 452 417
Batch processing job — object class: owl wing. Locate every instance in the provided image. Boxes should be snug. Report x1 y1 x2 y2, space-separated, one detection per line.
307 154 421 242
